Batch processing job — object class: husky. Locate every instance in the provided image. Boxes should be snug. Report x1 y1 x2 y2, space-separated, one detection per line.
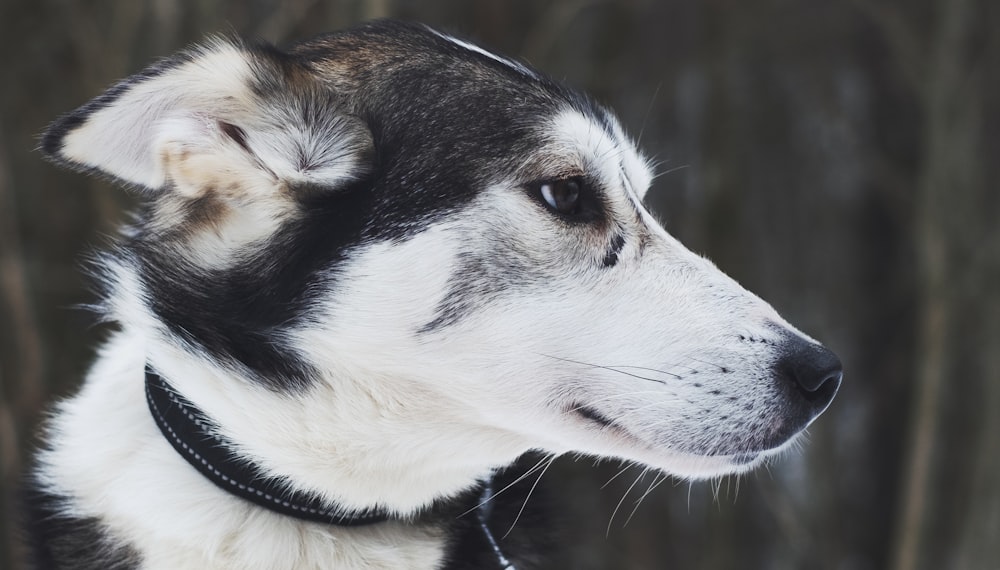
25 19 842 570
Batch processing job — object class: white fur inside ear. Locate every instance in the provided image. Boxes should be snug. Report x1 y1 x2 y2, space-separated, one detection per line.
153 114 279 200
59 41 254 189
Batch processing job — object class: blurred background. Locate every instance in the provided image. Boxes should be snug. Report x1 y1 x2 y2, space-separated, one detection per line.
1 1 997 568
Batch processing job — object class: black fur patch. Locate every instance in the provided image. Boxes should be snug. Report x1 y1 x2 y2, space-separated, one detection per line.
134 179 375 390
418 237 536 334
602 232 626 267
20 475 139 570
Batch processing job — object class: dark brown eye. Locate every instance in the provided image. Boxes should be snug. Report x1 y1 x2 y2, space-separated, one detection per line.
538 179 581 214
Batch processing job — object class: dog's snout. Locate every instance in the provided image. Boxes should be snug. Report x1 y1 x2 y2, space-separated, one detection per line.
776 336 842 413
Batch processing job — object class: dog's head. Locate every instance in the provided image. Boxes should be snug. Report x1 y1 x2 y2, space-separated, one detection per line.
44 20 840 490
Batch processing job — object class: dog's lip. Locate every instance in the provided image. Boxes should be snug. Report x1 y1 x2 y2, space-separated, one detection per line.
570 404 657 449
573 404 617 429
729 453 760 465
569 404 771 469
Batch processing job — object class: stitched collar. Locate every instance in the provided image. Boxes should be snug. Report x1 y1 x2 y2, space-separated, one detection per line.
144 365 517 568
144 366 391 526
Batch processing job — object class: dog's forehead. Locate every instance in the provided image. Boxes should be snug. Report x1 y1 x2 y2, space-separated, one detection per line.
294 21 547 93
286 22 655 220
292 21 616 167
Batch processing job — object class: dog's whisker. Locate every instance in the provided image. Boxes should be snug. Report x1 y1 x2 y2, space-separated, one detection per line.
503 454 557 539
623 471 667 528
682 355 729 372
601 462 634 489
635 81 662 146
607 467 649 536
459 454 552 518
594 141 624 163
599 364 682 379
648 163 690 181
711 477 723 506
538 354 670 385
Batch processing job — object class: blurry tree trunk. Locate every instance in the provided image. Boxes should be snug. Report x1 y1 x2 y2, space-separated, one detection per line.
888 0 998 567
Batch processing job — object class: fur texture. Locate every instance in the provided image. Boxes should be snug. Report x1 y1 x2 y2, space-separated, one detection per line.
28 20 841 569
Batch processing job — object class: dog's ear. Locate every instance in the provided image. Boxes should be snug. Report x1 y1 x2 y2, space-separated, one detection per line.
41 38 370 197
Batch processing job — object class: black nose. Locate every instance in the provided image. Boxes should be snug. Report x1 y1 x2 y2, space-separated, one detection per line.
776 336 843 413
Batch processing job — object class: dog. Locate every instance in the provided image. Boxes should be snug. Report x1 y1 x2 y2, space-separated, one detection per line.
25 19 842 569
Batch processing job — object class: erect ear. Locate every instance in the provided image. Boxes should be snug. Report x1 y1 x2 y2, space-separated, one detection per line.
41 38 370 196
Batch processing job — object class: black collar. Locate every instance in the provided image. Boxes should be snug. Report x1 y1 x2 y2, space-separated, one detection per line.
144 366 517 568
144 366 391 526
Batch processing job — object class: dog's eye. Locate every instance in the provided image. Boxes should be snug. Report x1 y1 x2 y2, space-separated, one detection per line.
537 179 581 214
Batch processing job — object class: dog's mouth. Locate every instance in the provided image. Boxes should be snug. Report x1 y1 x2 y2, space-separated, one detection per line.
562 400 806 480
574 405 617 429
570 403 655 450
570 403 777 473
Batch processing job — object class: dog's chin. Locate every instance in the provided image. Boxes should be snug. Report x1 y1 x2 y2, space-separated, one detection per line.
568 406 801 480
623 445 781 480
633 441 796 480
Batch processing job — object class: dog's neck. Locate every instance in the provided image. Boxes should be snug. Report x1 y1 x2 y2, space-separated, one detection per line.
143 364 519 569
145 367 393 526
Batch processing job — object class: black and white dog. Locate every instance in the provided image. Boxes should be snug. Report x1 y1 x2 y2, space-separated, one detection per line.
26 20 842 569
